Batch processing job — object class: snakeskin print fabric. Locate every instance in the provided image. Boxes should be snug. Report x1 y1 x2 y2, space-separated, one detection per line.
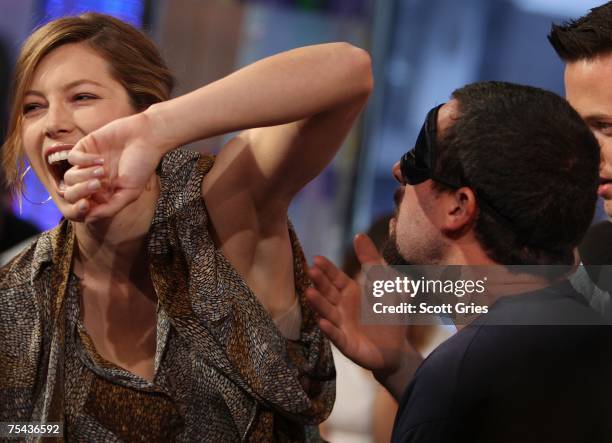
0 150 335 442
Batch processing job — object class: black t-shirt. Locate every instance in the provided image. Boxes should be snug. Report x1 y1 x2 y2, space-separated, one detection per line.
391 280 612 443
579 221 612 267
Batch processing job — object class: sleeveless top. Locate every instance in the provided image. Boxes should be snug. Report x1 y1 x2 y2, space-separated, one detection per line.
0 150 335 442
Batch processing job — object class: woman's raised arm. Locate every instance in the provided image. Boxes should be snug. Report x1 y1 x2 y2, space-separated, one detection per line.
151 42 372 212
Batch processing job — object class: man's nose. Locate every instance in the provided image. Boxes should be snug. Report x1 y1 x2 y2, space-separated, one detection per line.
44 103 73 138
392 161 404 184
600 139 612 168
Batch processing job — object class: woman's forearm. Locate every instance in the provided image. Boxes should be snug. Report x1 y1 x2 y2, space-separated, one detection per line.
144 42 372 153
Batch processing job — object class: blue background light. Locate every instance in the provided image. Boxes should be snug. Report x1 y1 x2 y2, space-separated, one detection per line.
43 0 143 26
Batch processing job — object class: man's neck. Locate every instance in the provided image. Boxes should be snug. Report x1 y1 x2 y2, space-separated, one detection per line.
442 240 553 330
443 237 496 266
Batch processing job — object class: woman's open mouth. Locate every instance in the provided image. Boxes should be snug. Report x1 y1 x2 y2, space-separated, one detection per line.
46 146 73 192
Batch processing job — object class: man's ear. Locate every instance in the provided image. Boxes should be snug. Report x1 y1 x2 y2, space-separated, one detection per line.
442 186 478 233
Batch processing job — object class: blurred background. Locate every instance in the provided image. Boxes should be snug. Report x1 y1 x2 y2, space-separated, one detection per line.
0 0 607 264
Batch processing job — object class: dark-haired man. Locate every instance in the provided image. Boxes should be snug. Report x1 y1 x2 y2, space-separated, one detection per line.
306 81 612 442
549 2 612 220
549 2 612 314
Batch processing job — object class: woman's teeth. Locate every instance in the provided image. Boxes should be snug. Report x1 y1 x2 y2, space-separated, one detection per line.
47 150 70 165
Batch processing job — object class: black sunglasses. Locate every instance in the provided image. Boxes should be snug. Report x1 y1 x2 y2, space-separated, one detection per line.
400 104 462 189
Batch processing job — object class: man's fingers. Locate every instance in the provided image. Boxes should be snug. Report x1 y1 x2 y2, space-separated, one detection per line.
354 233 386 266
313 255 351 291
64 165 106 186
318 318 347 351
307 267 340 305
305 287 342 327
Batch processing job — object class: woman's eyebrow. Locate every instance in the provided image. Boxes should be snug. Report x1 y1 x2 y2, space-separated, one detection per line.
63 79 106 90
24 79 107 97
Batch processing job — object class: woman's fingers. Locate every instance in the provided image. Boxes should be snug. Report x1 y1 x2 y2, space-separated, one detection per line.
67 148 105 168
64 165 106 186
63 178 103 204
85 188 140 221
61 198 91 222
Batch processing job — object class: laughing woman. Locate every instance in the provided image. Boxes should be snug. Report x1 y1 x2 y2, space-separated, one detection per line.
0 13 372 441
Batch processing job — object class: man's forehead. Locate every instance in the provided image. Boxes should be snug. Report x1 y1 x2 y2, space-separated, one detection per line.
564 55 612 118
437 99 460 135
564 54 612 87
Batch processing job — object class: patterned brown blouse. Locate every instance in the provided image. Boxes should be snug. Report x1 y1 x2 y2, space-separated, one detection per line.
0 150 335 442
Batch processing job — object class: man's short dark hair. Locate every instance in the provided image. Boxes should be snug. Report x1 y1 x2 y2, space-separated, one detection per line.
549 1 612 61
433 81 599 266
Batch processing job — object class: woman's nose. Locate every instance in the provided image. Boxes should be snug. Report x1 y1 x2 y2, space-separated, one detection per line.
44 103 73 138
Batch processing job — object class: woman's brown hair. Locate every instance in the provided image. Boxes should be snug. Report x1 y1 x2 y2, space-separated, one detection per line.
2 12 174 195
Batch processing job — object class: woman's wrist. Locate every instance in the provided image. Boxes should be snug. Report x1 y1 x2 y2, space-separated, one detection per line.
143 101 179 156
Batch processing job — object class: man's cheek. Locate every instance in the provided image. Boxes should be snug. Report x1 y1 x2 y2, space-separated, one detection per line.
598 137 612 164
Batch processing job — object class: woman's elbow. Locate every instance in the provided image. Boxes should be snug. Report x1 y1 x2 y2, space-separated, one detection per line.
352 45 374 93
332 42 374 98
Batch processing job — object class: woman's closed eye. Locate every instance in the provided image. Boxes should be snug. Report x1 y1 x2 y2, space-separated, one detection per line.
23 102 43 115
73 93 98 102
22 94 97 115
